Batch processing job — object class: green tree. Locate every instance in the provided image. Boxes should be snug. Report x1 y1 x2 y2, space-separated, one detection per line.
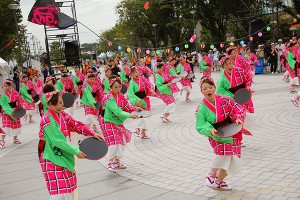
50 41 65 64
0 0 23 62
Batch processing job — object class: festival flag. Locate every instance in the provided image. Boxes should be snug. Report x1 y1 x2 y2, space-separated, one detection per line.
27 0 59 27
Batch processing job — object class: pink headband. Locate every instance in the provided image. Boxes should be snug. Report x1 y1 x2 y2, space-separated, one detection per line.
226 46 236 54
109 77 121 86
45 91 59 102
199 76 214 87
45 77 52 82
4 80 13 85
220 56 231 67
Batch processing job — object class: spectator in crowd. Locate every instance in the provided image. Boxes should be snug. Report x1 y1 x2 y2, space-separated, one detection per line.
28 66 33 80
69 71 74 80
275 39 285 72
13 67 20 92
213 48 220 71
151 55 157 69
268 43 278 74
41 64 48 83
145 55 151 69
240 44 247 57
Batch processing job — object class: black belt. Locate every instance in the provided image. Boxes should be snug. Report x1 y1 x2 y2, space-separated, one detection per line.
38 140 46 157
9 102 17 108
135 91 146 99
125 75 131 82
212 117 231 130
65 88 72 93
27 90 32 94
92 92 97 97
228 83 245 94
101 109 105 117
77 81 83 86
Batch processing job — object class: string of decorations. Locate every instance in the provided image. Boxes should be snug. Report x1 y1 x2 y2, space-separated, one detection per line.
101 23 274 54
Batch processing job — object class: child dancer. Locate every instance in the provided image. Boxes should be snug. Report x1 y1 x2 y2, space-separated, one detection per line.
55 71 76 116
176 57 193 102
200 52 213 77
102 67 112 94
38 84 103 199
165 57 181 99
0 79 27 148
20 74 36 123
155 63 176 122
73 67 85 107
128 67 154 139
216 57 254 113
195 77 251 190
81 73 102 132
100 76 140 173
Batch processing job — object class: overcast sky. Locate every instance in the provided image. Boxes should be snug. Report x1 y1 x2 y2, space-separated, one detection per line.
20 0 120 50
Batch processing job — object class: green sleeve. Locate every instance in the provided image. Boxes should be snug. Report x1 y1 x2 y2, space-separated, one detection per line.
216 77 234 98
200 60 208 70
55 80 64 92
103 78 110 94
73 76 79 88
127 81 147 108
81 86 96 106
155 74 172 95
41 95 49 112
20 83 32 103
169 68 177 76
195 107 214 137
106 99 131 119
44 125 80 155
195 105 233 144
0 95 14 115
176 64 184 73
120 70 128 82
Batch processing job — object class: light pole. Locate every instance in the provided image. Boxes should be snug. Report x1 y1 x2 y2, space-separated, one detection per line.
8 3 23 72
190 10 196 51
152 24 157 49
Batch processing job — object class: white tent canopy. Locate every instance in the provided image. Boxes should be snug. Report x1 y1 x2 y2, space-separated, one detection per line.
0 57 12 94
0 57 8 68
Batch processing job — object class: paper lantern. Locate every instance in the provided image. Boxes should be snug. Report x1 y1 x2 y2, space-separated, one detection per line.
144 1 149 10
201 44 205 49
117 45 122 51
127 48 131 53
266 26 271 31
230 42 234 46
240 40 244 45
220 43 225 48
189 38 194 43
156 50 160 54
185 44 189 49
210 45 214 49
137 48 141 53
146 49 150 54
258 32 262 37
165 49 170 53
107 41 112 46
192 34 197 39
249 36 254 41
175 47 180 51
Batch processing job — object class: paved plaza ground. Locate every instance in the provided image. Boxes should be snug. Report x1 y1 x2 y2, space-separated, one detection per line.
0 70 300 200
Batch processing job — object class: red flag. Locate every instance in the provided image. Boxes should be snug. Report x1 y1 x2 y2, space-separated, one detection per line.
144 1 149 9
7 39 14 46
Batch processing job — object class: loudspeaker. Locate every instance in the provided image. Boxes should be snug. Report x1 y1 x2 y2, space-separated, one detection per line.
92 53 96 60
64 41 80 65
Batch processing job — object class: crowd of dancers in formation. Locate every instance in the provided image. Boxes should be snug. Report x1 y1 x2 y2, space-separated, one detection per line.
4 39 286 198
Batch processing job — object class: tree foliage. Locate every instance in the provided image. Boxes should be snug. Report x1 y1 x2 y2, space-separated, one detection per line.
0 0 22 61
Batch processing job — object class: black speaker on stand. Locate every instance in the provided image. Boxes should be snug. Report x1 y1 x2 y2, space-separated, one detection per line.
64 41 80 66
